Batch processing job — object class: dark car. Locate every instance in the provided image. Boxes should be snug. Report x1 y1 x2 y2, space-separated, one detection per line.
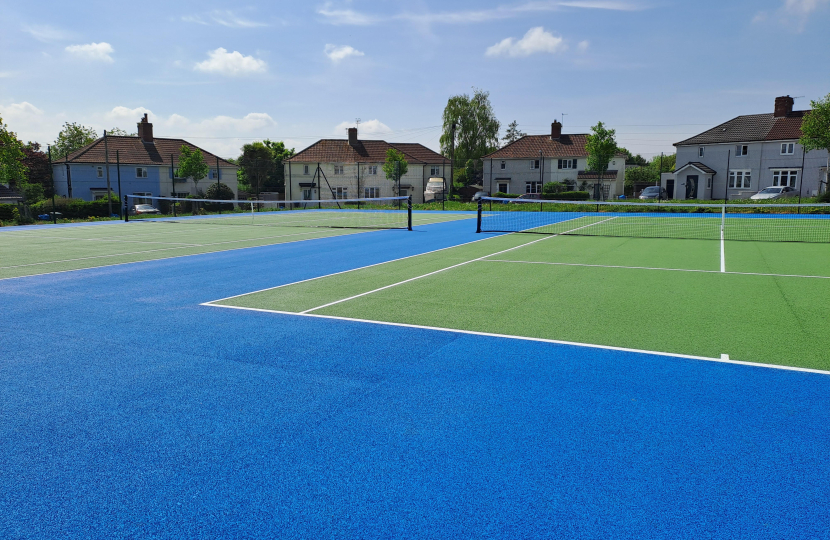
639 186 668 200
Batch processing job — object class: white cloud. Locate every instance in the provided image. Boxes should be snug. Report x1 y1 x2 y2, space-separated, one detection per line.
65 42 115 63
317 0 644 27
577 40 590 52
486 27 566 57
104 106 153 129
334 119 391 138
783 0 830 14
324 44 365 62
182 10 269 28
194 48 267 76
0 102 66 145
161 112 277 157
23 24 75 43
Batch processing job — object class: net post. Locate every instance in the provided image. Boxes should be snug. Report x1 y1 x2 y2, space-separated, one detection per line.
407 196 413 231
721 203 726 236
124 195 129 222
477 200 482 233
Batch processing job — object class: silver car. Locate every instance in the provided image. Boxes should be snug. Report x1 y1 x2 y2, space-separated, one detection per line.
750 186 798 200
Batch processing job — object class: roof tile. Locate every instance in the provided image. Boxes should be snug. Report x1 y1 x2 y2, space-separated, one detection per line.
285 139 445 164
59 136 236 167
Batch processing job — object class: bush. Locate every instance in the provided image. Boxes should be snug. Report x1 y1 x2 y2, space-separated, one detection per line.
541 191 590 201
542 182 567 196
494 192 519 198
818 191 830 203
0 204 20 223
30 194 121 218
204 182 235 211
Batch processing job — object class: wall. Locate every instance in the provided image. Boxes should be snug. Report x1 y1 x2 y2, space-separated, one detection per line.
482 156 624 198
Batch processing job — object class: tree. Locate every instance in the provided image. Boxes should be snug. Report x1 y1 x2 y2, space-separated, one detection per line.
205 182 235 211
502 120 526 146
52 122 97 160
108 127 136 136
261 139 295 191
177 146 209 195
382 148 408 195
0 116 27 187
238 142 273 197
618 146 648 166
22 143 53 197
585 122 618 200
799 93 830 194
439 88 501 164
650 153 676 173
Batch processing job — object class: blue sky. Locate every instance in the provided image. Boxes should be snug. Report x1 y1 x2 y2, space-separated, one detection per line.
1 0 828 159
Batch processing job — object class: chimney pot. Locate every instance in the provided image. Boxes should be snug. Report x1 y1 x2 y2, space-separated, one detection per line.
551 121 562 140
774 96 794 118
348 127 358 147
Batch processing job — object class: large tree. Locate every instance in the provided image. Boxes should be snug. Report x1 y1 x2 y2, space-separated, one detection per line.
52 122 98 160
383 148 408 195
177 146 209 195
22 143 53 197
502 120 526 146
585 122 618 201
261 139 295 190
439 88 500 165
799 93 830 194
238 142 274 197
0 116 27 187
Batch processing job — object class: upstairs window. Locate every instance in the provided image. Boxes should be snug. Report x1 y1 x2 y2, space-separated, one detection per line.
557 159 577 170
430 166 441 176
136 167 149 178
500 161 506 170
303 165 310 175
699 147 705 158
367 165 378 175
209 169 219 179
728 169 751 189
735 145 749 157
96 166 104 178
780 143 795 155
530 159 540 170
334 165 344 175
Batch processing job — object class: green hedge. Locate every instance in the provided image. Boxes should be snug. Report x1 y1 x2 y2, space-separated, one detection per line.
493 192 519 198
30 195 122 219
0 204 20 222
541 191 590 201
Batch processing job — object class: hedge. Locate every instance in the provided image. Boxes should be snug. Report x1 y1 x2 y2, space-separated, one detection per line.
0 204 20 222
30 195 122 219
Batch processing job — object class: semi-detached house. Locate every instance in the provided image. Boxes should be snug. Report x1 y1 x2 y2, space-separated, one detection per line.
284 128 448 204
667 96 828 200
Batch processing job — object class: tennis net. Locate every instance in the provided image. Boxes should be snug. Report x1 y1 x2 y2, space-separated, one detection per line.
476 197 830 243
125 195 412 230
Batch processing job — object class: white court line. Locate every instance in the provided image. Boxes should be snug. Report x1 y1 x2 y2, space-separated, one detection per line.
0 229 346 271
298 217 618 314
0 234 203 247
201 303 830 377
480 259 830 280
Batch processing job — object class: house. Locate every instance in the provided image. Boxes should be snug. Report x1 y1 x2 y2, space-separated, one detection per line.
284 128 448 204
52 114 238 203
667 96 828 200
482 121 627 199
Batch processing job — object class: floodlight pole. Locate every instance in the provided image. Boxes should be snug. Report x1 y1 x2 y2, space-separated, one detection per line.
216 155 221 214
116 150 122 219
104 130 113 217
797 145 807 211
47 145 56 224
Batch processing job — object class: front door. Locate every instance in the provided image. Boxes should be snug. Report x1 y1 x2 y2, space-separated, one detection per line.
686 175 698 200
666 180 675 200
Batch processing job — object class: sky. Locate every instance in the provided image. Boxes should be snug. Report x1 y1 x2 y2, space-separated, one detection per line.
1 0 829 160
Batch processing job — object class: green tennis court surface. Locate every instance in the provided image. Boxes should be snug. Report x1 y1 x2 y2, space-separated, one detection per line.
0 212 472 279
211 233 830 371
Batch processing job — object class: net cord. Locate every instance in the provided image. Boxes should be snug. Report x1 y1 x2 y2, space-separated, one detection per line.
479 196 830 210
125 194 409 205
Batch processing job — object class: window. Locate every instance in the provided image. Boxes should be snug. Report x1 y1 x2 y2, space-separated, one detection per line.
209 169 219 179
334 165 344 175
302 189 313 200
136 167 148 178
365 187 380 198
91 189 109 200
707 178 712 188
728 170 751 189
498 182 509 194
399 188 408 197
173 192 189 199
367 165 378 175
526 181 541 194
334 187 348 199
500 161 506 170
430 166 440 176
780 143 795 155
303 165 310 175
133 192 152 204
699 147 705 158
530 160 540 170
557 159 577 170
735 145 749 157
773 170 798 187
96 166 104 178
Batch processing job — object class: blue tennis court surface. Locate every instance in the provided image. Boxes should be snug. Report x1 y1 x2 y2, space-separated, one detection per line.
2 219 829 538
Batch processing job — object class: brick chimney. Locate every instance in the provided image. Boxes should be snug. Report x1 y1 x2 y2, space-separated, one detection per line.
137 113 153 143
551 120 562 140
774 96 794 118
348 127 358 147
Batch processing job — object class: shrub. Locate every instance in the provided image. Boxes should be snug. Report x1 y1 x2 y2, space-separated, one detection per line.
542 182 567 196
494 192 519 198
0 204 20 223
818 191 830 203
541 191 590 201
204 182 236 211
30 194 121 218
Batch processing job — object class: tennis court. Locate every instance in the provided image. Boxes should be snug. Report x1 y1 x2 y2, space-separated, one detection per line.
2 196 829 538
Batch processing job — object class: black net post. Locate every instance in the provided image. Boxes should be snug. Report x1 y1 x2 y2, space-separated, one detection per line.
407 196 413 231
477 200 482 233
124 196 129 222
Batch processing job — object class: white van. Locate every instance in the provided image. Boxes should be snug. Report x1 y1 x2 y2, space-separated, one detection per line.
424 178 446 203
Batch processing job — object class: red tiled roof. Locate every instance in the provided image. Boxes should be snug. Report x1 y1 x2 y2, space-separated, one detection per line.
286 139 445 164
675 111 810 146
577 170 619 180
58 136 236 167
483 134 628 160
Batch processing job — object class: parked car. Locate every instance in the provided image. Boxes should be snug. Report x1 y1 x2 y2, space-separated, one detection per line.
37 212 62 220
423 178 446 203
510 193 541 203
639 186 668 200
472 191 489 202
132 204 161 215
750 186 798 200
